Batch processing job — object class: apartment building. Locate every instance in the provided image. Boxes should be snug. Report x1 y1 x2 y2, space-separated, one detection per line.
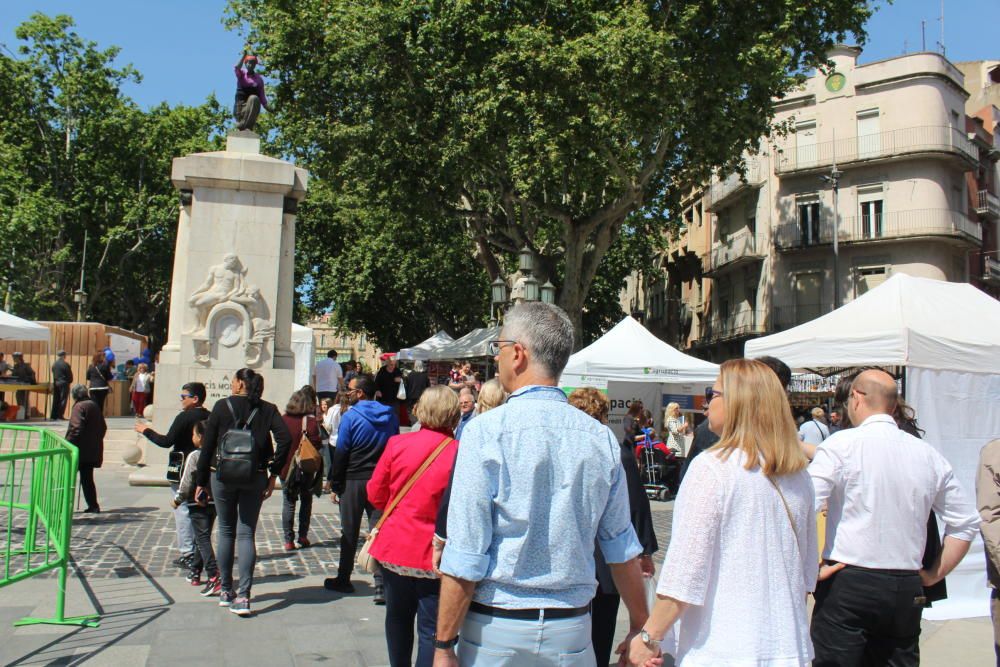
628 46 1000 362
307 315 382 372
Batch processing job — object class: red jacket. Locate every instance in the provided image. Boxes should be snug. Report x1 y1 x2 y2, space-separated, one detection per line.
280 413 321 478
366 428 457 571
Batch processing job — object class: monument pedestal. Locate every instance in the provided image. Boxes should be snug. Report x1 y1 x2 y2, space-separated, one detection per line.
132 132 307 484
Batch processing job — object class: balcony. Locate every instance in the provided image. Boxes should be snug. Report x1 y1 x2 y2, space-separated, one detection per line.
774 209 981 250
705 161 765 212
775 125 977 174
704 229 766 276
984 257 1000 287
978 190 1000 221
773 303 835 331
699 308 770 344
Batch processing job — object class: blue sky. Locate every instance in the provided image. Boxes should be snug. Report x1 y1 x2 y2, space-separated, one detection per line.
0 1 995 110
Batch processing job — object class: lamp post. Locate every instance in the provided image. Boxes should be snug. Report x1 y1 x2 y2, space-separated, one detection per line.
821 161 843 310
489 246 555 323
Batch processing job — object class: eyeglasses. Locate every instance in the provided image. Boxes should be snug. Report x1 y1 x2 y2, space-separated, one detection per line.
705 388 724 403
180 394 195 400
487 340 518 356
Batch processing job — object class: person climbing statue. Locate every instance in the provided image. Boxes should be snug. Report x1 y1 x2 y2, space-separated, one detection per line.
233 51 269 132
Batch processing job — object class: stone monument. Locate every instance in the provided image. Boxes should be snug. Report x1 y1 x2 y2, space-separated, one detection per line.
137 131 307 476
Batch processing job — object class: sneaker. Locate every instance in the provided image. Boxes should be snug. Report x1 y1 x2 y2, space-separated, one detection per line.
218 590 236 607
297 537 311 548
323 577 355 593
200 576 221 597
229 597 251 617
173 555 193 569
283 541 296 551
373 585 385 605
186 572 202 585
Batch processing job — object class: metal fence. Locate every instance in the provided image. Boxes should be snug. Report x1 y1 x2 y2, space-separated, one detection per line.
0 425 99 627
774 209 982 249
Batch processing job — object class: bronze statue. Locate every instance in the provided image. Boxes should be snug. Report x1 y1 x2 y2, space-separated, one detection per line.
233 51 269 131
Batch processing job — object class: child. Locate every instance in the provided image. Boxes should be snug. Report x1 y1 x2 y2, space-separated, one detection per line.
172 419 220 596
130 363 152 416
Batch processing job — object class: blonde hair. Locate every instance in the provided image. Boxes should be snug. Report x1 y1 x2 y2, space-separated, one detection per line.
476 378 508 414
567 387 609 424
810 407 826 420
710 359 807 476
413 385 460 432
665 402 681 419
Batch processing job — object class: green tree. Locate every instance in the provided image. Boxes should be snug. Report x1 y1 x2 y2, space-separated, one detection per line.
0 13 228 345
229 0 872 346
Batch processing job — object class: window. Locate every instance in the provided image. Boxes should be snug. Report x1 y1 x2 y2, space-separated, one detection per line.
794 272 822 324
359 334 367 351
797 195 821 245
747 216 756 237
795 120 818 168
857 184 884 239
856 108 880 158
717 212 729 243
856 266 887 296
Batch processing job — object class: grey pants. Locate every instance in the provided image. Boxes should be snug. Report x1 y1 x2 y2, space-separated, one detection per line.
235 94 261 131
211 472 267 598
338 478 382 585
169 483 195 555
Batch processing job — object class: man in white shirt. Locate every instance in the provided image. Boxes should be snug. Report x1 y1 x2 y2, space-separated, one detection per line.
313 350 343 401
809 369 979 667
798 406 830 444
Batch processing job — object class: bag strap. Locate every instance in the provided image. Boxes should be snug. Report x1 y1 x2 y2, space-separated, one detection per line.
372 435 453 533
301 416 308 436
766 474 800 543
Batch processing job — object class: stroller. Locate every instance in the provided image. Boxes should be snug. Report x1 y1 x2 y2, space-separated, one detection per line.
634 427 681 501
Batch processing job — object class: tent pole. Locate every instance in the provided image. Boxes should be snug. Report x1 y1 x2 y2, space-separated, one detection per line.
900 366 907 401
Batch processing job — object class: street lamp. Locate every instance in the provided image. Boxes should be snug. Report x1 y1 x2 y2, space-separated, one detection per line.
541 280 556 304
821 164 843 310
73 289 88 322
518 246 533 273
522 274 540 302
488 245 557 323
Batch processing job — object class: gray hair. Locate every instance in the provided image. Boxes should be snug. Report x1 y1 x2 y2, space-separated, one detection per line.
501 302 574 380
413 360 425 372
71 384 90 402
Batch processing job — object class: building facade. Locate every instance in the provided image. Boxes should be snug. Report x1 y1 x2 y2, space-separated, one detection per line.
626 47 1000 362
306 316 382 373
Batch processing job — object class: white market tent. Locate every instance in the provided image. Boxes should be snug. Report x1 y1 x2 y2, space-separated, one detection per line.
429 326 500 361
0 310 50 342
397 330 454 361
290 323 315 389
561 316 719 386
746 273 1000 620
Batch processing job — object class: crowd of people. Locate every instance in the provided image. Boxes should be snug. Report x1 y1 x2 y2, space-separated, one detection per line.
50 300 1000 666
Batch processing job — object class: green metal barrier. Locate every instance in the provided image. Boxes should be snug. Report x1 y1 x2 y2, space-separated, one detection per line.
0 425 99 627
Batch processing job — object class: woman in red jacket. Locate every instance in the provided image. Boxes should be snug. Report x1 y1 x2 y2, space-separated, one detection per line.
366 385 459 667
280 390 322 551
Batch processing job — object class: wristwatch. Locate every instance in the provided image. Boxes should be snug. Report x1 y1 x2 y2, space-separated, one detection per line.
433 636 459 650
640 629 661 648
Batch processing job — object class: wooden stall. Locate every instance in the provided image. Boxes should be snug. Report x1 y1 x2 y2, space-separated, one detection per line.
0 322 148 419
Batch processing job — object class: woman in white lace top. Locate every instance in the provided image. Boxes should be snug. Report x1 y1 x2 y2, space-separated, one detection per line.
628 358 818 666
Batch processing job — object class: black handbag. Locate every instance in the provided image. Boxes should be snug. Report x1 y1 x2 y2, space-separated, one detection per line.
166 450 186 483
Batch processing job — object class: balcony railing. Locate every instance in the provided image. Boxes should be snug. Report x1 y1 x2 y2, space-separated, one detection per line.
773 303 836 331
705 161 765 211
977 190 1000 221
775 125 977 173
774 209 981 249
699 308 770 344
706 229 766 275
984 257 1000 286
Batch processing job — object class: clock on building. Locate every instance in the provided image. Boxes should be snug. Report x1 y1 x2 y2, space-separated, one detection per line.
825 72 847 93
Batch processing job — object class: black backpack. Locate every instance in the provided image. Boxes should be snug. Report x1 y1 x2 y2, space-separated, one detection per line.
216 399 260 485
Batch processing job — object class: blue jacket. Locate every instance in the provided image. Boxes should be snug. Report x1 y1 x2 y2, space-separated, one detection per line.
329 400 399 489
454 410 475 441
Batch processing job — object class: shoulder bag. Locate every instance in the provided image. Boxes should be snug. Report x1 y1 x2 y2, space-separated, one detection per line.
356 435 453 574
295 416 323 475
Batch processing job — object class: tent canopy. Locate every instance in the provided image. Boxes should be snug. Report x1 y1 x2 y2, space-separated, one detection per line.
429 326 500 361
561 316 719 384
745 274 1000 374
398 330 454 361
0 311 50 342
290 323 315 389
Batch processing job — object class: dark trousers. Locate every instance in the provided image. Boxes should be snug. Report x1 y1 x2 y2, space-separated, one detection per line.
812 566 923 667
337 478 382 584
51 383 70 420
188 504 218 577
90 388 108 412
211 473 267 597
381 568 440 667
282 471 315 542
591 591 621 666
78 463 99 510
235 95 261 131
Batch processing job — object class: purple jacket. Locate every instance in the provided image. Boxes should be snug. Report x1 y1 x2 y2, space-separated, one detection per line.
234 66 269 109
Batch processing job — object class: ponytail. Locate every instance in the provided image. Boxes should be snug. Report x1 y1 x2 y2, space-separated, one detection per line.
236 368 264 407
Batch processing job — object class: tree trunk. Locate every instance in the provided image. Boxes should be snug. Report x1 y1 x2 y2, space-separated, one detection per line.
558 219 620 350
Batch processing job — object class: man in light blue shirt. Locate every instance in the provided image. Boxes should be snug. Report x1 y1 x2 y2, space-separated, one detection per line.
434 302 649 666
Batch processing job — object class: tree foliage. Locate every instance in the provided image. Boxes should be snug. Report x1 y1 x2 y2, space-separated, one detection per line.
0 14 228 345
229 0 872 346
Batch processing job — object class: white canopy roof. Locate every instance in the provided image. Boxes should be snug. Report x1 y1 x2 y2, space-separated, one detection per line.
0 310 50 342
398 330 454 361
745 274 1000 374
561 316 719 384
429 326 500 360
